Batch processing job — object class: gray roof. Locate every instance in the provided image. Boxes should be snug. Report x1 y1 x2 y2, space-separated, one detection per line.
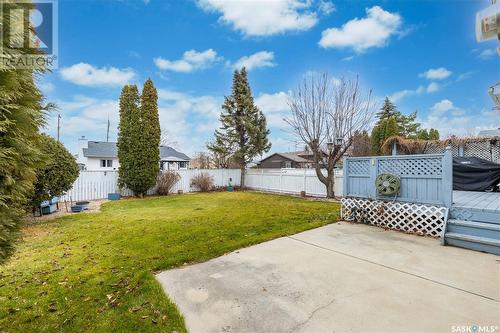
278 153 309 163
159 145 190 161
83 141 117 158
478 129 500 137
83 141 190 161
259 152 309 164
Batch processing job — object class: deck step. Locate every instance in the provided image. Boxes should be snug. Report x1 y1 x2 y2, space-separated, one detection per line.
444 232 500 255
450 207 500 224
446 219 500 240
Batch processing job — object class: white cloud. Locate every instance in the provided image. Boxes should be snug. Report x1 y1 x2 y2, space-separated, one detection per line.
388 89 415 103
232 51 276 71
154 49 220 73
420 100 496 137
430 99 454 115
59 63 136 87
389 82 439 102
255 91 290 129
157 89 223 154
319 6 402 53
457 71 475 82
419 67 452 80
197 0 318 36
255 92 289 113
43 95 120 153
426 82 440 93
318 0 335 15
477 48 496 60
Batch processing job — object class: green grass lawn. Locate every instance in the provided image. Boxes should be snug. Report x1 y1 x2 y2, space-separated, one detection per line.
0 192 339 333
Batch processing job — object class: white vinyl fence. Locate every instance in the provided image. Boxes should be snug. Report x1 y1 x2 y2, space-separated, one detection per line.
245 169 343 197
60 168 342 202
61 169 241 202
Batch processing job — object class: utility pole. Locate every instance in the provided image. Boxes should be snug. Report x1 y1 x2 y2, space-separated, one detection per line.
106 114 110 142
57 113 61 142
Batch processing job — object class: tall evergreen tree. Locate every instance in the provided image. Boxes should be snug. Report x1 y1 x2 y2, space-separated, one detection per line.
397 111 421 138
377 97 398 120
138 79 161 195
370 117 399 155
370 124 382 155
117 79 160 197
117 85 140 191
0 3 48 263
429 128 440 140
208 68 271 187
417 129 430 140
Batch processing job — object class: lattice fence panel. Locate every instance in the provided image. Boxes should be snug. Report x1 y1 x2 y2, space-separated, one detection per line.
492 142 500 163
378 158 442 176
423 141 500 163
348 159 370 175
341 198 447 238
464 141 493 160
423 144 445 155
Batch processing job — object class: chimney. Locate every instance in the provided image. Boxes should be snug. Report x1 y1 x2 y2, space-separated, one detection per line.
77 136 88 164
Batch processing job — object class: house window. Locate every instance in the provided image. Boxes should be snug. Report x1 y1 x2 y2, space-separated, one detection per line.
285 161 292 168
179 161 187 169
100 160 113 168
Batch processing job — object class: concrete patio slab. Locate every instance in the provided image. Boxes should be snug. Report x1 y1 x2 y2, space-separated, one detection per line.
156 223 500 333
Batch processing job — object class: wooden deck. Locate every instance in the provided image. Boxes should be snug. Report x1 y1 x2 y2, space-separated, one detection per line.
453 191 500 212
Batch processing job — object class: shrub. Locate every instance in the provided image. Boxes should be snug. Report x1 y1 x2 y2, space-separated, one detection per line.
31 134 80 207
190 172 214 192
156 171 180 195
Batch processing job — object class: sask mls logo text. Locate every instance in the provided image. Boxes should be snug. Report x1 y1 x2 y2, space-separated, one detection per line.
0 0 58 69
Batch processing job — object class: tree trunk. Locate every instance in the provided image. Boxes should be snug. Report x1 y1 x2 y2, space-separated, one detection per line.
240 166 245 189
326 176 335 199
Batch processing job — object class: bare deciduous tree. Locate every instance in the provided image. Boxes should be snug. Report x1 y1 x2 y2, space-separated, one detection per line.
286 73 373 198
191 151 212 169
160 129 178 148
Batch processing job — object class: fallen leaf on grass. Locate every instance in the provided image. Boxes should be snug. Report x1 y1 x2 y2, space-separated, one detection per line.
128 305 142 313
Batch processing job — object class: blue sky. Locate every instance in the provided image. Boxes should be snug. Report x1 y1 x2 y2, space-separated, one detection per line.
40 0 499 157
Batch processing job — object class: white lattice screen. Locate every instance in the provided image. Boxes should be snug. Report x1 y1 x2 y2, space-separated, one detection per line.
341 198 447 238
422 141 500 163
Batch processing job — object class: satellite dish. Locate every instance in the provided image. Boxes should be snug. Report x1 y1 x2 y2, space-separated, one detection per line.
476 1 500 42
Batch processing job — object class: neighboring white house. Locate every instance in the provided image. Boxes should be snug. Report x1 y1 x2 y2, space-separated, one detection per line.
76 137 190 171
